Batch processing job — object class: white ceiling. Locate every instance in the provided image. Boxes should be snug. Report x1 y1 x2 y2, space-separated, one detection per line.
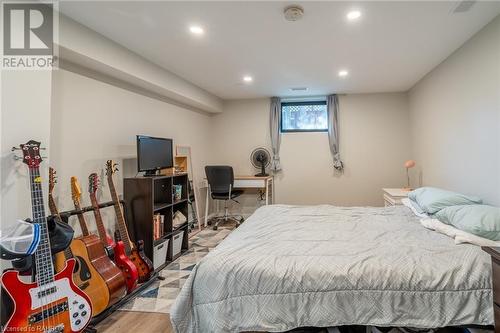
59 1 500 100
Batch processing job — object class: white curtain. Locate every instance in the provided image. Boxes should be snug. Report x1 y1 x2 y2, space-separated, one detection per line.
327 94 344 171
269 97 282 172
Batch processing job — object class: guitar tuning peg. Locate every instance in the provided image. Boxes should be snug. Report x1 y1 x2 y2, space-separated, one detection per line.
11 146 21 151
40 147 47 150
41 156 48 159
13 156 23 161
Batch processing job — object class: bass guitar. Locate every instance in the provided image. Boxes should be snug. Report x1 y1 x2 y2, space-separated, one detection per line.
106 160 153 283
1 140 92 332
86 173 128 303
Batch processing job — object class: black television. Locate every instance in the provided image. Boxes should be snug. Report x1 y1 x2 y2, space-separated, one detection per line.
137 135 173 176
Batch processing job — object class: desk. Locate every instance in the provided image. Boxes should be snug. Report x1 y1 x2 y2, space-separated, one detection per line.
234 175 274 205
204 175 274 226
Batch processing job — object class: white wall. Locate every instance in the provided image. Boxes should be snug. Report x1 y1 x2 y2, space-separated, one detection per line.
409 15 500 205
1 70 53 228
1 70 52 271
211 93 412 212
50 68 212 237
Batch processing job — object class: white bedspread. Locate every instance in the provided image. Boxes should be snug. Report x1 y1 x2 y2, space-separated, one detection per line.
170 205 493 333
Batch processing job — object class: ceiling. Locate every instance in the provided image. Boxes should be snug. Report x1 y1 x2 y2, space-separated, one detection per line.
59 1 500 100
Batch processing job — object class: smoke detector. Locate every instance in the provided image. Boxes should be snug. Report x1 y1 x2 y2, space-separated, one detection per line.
284 5 304 21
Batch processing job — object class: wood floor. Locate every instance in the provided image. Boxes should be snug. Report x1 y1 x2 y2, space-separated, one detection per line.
95 310 173 332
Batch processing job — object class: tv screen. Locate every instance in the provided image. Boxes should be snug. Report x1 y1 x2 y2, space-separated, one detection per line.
137 135 173 172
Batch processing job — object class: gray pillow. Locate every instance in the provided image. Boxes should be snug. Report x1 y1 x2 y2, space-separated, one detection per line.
408 187 482 214
435 205 500 241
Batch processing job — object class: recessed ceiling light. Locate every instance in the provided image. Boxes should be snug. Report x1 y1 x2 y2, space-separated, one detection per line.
338 70 349 77
347 10 362 20
189 26 204 35
243 76 253 83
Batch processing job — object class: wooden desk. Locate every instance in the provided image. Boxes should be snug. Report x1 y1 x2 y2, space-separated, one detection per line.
203 175 274 227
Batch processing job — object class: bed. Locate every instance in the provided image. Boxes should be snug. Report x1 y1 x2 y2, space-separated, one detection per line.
170 204 493 333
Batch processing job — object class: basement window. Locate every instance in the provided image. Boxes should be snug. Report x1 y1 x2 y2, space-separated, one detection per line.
281 101 328 132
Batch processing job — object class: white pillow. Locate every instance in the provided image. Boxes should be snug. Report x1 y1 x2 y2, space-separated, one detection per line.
401 198 428 218
420 218 500 247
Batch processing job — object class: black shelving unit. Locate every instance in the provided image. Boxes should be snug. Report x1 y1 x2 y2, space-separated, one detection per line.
124 173 189 270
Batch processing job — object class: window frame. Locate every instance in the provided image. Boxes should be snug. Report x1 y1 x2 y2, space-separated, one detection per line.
280 100 328 133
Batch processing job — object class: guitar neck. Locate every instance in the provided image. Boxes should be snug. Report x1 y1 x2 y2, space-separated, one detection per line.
107 174 132 253
73 200 90 236
29 167 55 287
89 193 108 244
49 192 73 258
48 193 60 218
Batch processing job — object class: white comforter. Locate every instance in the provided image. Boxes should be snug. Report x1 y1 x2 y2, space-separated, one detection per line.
171 205 493 333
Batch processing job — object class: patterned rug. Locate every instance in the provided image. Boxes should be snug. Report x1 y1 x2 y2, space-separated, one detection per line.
118 225 234 314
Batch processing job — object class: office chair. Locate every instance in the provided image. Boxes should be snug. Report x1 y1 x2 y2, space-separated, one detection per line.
205 166 244 230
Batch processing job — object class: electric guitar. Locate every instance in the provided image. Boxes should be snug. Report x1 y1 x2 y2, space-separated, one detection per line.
87 173 128 305
106 160 153 284
1 140 92 332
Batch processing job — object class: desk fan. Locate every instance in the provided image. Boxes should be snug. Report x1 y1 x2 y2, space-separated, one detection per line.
251 148 271 177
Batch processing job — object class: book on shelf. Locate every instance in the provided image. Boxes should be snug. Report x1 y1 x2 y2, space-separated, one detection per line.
153 214 165 240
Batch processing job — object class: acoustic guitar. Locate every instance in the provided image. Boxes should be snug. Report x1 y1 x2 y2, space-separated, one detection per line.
88 173 115 250
1 140 92 332
87 173 128 305
53 177 110 316
50 169 108 316
105 160 153 283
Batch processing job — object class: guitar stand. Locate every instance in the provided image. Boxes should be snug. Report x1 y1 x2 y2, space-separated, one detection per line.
1 200 159 332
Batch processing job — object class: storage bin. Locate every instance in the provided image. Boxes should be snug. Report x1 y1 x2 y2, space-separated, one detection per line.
153 238 169 270
171 230 184 258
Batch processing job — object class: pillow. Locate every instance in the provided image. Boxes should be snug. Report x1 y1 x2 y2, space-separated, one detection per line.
435 205 500 241
401 198 428 218
420 218 500 246
408 187 482 214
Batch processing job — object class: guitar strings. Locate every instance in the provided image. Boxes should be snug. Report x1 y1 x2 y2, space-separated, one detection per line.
30 167 50 330
33 167 57 331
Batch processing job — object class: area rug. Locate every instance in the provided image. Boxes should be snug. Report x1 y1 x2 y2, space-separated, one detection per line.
118 225 234 314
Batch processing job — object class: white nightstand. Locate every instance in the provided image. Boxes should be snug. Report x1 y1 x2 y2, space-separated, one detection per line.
382 188 410 206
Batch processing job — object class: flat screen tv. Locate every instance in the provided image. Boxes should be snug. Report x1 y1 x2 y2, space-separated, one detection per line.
137 135 173 175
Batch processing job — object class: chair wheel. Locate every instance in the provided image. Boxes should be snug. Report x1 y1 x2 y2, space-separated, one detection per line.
213 225 218 230
207 220 212 226
240 218 245 222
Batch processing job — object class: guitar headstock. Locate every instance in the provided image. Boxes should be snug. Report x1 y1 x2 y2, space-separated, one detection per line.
49 167 57 194
88 173 100 194
106 160 118 177
70 176 82 205
19 140 42 168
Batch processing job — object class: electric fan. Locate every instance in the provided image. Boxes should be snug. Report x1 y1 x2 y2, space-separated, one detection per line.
250 148 271 177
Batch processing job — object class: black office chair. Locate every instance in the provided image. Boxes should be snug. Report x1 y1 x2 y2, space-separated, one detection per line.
205 166 244 230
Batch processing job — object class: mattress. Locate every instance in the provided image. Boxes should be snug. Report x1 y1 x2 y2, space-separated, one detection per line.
170 204 493 333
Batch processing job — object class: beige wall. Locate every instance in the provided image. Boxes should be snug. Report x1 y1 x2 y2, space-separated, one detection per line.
409 15 500 206
50 68 212 236
211 93 412 212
